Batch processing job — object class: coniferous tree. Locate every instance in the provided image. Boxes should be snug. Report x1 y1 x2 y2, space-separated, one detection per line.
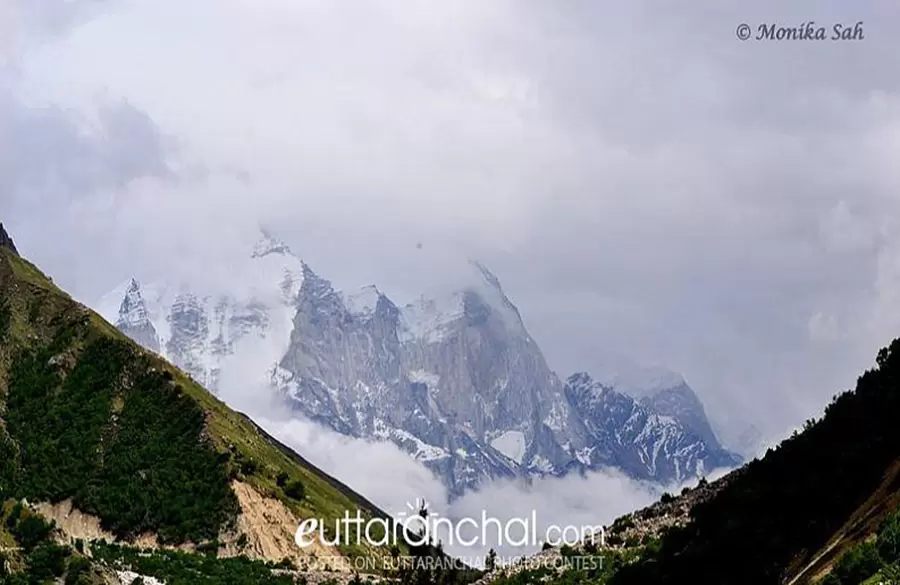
485 548 498 572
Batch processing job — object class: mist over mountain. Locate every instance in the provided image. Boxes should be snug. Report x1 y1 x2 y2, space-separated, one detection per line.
97 231 740 498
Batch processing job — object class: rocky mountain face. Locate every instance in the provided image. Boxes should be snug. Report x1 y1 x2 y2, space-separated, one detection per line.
273 260 583 493
564 374 740 483
634 382 722 454
98 232 740 496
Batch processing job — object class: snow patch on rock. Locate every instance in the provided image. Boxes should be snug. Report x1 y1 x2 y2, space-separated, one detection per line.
490 431 527 465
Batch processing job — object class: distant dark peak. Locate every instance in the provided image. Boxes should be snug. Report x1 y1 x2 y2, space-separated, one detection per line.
0 222 19 255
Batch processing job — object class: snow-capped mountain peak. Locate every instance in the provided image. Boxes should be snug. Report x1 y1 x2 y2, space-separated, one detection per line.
117 278 150 328
109 278 161 354
97 230 304 392
97 246 741 497
397 260 527 344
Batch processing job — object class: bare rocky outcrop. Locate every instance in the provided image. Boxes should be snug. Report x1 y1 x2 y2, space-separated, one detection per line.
220 480 345 569
32 499 197 554
33 499 115 544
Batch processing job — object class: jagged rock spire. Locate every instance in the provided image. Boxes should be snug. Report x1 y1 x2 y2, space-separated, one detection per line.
115 278 161 354
0 222 19 255
298 261 344 312
117 278 150 326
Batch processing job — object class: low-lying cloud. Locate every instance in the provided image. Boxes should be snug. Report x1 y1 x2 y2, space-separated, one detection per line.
260 415 662 561
217 367 661 561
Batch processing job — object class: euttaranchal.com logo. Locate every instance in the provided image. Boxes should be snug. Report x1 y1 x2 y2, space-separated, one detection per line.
294 498 605 550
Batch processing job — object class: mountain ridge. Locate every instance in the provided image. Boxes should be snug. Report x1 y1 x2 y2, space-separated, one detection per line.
98 232 740 496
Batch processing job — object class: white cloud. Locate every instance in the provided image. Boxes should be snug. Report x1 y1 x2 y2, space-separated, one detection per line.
261 416 449 519
248 411 661 562
443 470 658 561
214 363 662 562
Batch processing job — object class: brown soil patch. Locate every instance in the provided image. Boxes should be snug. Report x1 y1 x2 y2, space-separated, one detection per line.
33 499 114 544
219 480 347 570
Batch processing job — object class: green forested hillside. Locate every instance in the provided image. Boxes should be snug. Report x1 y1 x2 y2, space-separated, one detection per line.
2 334 239 543
0 223 393 579
477 338 900 585
604 338 900 585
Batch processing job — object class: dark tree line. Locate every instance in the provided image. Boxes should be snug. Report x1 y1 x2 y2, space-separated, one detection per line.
611 338 900 585
1 333 238 545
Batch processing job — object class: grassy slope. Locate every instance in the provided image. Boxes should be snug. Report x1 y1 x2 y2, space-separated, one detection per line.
0 246 387 558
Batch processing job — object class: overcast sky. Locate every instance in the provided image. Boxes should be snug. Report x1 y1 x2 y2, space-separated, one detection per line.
2 0 900 446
